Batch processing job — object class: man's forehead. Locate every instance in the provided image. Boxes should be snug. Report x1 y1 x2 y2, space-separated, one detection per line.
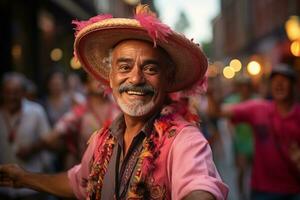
114 39 153 49
112 39 165 58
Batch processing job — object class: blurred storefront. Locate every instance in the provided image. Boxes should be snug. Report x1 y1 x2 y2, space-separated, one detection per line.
211 0 300 93
0 0 155 94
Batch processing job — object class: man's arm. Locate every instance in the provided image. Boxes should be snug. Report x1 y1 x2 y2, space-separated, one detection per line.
0 164 75 198
168 126 228 200
183 190 215 200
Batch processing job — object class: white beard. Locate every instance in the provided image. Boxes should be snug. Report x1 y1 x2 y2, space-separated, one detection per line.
116 97 155 117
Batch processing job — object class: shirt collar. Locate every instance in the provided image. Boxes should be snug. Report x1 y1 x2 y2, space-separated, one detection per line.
108 112 159 141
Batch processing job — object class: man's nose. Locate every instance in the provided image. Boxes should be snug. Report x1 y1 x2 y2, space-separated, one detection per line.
128 66 145 84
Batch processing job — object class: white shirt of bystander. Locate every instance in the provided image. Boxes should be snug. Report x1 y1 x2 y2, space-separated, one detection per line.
0 99 51 198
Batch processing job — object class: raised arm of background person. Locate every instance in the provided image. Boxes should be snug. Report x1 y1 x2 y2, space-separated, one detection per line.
0 164 75 198
206 91 235 119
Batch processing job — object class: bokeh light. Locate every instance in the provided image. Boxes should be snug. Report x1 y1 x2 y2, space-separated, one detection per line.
229 59 242 72
223 66 235 79
247 61 261 75
11 44 22 59
290 40 300 57
285 16 300 41
50 48 63 61
70 57 81 69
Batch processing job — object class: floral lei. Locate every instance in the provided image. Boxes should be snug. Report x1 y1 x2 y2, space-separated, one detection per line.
87 102 199 200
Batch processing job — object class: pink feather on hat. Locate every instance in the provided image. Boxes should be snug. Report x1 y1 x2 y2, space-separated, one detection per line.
72 14 113 37
134 4 172 47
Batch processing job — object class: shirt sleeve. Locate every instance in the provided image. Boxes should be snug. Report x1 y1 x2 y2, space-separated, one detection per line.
68 164 86 200
67 131 99 200
167 125 228 200
230 99 260 125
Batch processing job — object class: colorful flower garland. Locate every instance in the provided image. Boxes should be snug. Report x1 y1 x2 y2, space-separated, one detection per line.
87 102 199 199
87 132 117 200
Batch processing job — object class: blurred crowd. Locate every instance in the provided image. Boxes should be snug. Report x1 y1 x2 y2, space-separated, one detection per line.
0 70 119 200
0 62 299 200
191 63 300 200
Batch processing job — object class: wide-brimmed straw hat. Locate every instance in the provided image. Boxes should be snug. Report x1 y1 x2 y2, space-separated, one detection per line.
73 4 208 93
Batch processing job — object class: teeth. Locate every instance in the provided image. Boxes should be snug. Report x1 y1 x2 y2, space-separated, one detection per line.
127 91 145 95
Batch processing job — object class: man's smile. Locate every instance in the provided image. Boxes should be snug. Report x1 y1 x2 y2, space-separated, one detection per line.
119 83 155 97
126 90 147 96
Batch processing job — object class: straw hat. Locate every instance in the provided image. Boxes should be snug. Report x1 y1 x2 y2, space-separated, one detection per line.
73 5 208 93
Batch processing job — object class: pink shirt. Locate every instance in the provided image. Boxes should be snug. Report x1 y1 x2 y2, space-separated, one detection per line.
68 125 228 199
232 99 300 194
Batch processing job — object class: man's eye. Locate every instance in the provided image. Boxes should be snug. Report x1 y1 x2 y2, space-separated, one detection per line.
144 65 159 74
118 65 131 72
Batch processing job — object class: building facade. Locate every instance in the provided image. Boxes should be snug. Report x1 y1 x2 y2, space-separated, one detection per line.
212 0 300 70
0 0 155 95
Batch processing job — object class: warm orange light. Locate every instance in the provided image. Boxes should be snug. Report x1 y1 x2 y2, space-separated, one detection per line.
247 61 261 75
290 40 300 57
70 57 81 69
229 59 242 72
11 45 22 59
223 66 235 79
285 16 300 41
50 48 63 61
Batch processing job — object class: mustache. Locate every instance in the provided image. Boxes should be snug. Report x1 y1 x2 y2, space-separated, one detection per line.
118 83 155 95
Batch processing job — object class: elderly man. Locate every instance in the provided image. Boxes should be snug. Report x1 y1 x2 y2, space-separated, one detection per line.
0 5 228 200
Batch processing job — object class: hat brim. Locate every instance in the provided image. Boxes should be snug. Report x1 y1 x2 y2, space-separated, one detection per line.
74 18 208 92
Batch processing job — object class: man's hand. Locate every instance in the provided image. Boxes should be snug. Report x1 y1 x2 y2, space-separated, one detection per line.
0 164 74 198
0 164 27 188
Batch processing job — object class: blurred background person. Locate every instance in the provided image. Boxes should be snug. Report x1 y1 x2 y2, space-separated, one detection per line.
208 63 300 200
21 75 119 171
205 76 240 200
0 72 52 200
24 79 38 102
66 72 86 106
49 75 119 169
223 76 257 200
40 70 72 127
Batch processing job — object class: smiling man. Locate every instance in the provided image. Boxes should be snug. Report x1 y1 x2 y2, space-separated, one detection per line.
0 4 228 200
110 40 168 119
